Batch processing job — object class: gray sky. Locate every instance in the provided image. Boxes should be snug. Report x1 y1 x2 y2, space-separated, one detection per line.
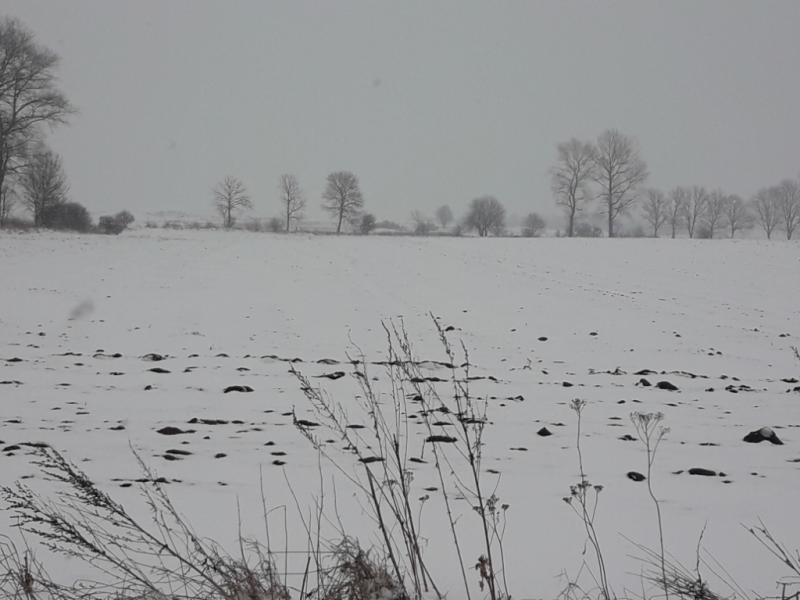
5 1 800 225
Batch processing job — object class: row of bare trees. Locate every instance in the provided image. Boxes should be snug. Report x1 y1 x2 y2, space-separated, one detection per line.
639 180 800 240
212 170 365 233
551 129 800 240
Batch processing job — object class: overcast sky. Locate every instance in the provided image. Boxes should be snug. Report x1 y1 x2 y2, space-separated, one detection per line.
5 1 800 225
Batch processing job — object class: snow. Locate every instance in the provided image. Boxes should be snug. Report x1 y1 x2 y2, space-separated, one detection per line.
1 228 798 598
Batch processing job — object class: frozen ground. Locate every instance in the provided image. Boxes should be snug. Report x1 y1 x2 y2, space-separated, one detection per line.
1 229 798 599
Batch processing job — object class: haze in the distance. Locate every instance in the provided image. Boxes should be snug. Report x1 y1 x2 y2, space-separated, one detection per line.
4 1 800 224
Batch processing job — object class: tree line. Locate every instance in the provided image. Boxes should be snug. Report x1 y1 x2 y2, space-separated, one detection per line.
4 16 798 240
552 130 800 239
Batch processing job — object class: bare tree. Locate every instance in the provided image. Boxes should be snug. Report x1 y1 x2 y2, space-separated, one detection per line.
21 145 68 227
435 204 453 228
722 194 753 238
0 183 15 226
776 179 800 240
751 187 781 239
322 171 364 234
702 189 727 239
640 188 668 237
410 209 434 235
522 212 546 237
464 196 505 237
212 176 251 228
279 174 306 232
551 138 595 237
592 129 648 238
0 18 75 216
681 185 707 239
666 186 687 239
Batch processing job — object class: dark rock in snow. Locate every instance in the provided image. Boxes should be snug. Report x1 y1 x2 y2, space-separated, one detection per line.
317 371 346 380
619 434 636 441
537 427 553 437
426 435 457 443
223 385 253 393
636 378 652 387
189 418 229 425
743 427 783 445
141 353 165 361
656 381 679 391
688 467 717 476
156 426 195 436
725 384 754 393
627 471 646 481
147 367 171 374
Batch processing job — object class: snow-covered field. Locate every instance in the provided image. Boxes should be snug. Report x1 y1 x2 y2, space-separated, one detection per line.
1 229 798 599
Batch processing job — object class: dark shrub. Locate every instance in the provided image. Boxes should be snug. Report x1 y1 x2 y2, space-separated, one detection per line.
98 210 135 234
52 202 92 232
360 213 376 235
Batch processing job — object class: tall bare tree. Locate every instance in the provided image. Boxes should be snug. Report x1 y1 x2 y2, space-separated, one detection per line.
776 179 800 240
551 138 595 237
0 183 15 226
322 171 363 234
640 188 668 237
464 196 505 237
681 186 707 239
592 129 648 237
666 186 688 239
703 189 727 239
435 204 453 228
212 176 251 228
279 174 306 232
722 194 753 238
21 145 68 227
751 187 781 239
1 18 75 215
